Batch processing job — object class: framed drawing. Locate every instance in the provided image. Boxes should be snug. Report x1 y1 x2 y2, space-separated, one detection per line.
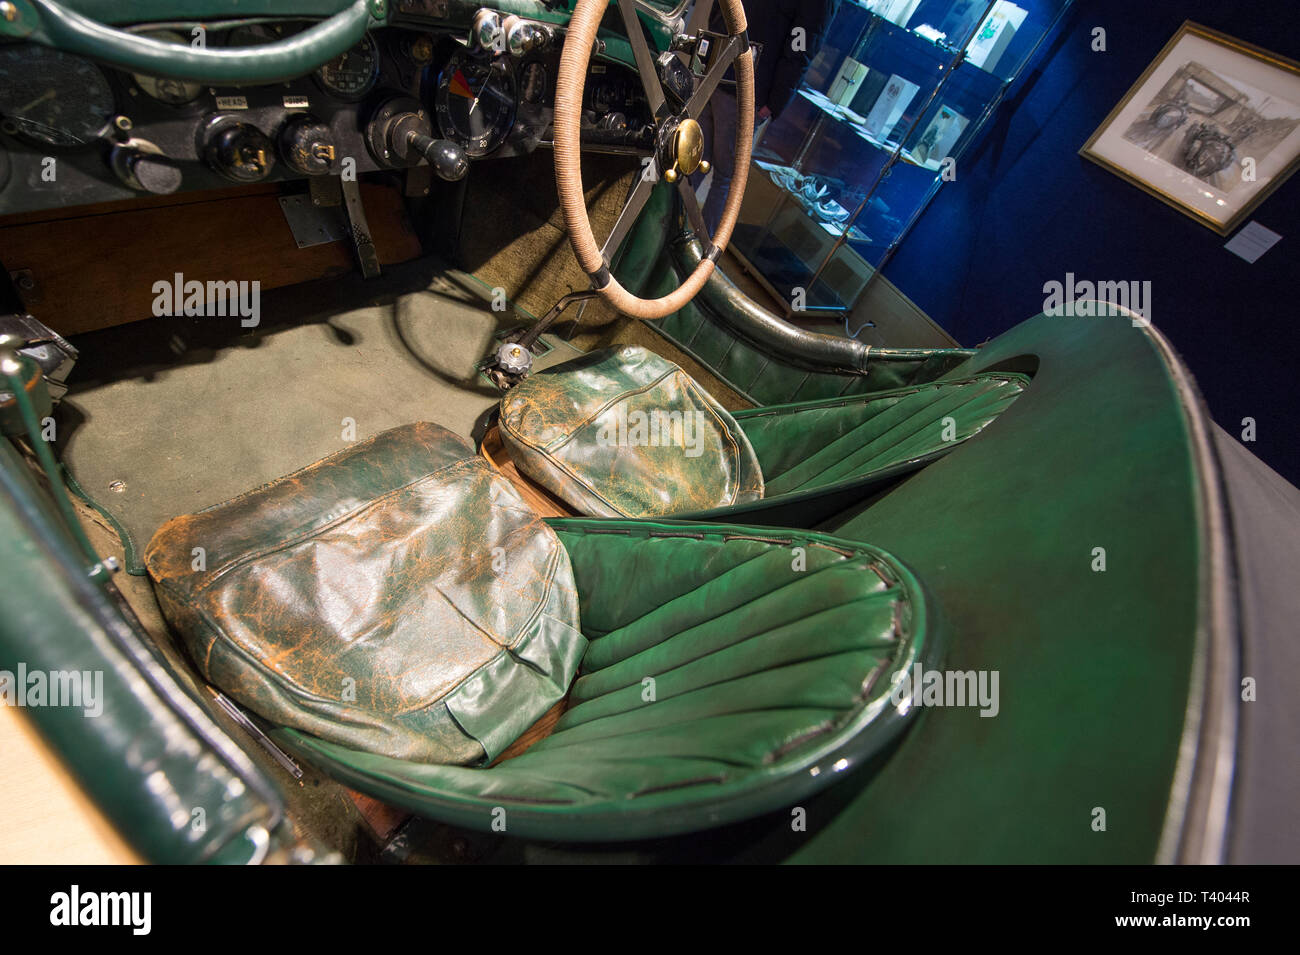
1080 22 1300 235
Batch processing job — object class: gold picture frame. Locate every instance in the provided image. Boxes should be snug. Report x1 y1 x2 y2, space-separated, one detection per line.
1080 21 1300 235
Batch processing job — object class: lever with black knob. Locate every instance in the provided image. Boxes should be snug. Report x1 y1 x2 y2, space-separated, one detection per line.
365 97 469 181
404 131 468 182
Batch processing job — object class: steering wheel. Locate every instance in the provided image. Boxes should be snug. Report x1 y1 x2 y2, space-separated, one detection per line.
6 0 374 84
553 0 754 319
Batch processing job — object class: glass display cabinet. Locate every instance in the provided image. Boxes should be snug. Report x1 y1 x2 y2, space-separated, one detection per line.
730 0 1075 317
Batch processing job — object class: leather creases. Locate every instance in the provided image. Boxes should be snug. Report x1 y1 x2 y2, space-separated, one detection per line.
145 422 586 765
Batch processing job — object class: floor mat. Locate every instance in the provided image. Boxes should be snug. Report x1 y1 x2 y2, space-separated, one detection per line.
58 259 583 570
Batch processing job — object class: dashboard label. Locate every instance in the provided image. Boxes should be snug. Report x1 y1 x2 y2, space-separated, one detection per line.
283 96 311 110
214 95 249 110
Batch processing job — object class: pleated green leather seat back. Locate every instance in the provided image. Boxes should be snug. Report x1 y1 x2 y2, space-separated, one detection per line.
736 374 1030 498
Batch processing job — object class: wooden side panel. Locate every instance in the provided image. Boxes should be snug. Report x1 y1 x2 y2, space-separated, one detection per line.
0 181 424 337
480 424 575 519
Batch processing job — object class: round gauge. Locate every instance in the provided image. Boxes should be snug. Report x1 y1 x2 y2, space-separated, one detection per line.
132 32 204 105
590 80 618 115
0 46 115 147
435 52 516 157
519 61 547 105
315 34 380 100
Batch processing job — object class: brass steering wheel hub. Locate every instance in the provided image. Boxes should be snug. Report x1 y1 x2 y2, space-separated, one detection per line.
662 117 708 183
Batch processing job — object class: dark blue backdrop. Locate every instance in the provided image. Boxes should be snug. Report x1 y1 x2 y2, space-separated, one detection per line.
883 0 1300 484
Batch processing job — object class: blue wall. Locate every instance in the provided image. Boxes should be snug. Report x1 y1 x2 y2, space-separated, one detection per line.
884 0 1300 484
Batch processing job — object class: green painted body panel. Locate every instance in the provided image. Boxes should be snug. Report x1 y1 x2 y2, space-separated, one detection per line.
0 439 289 864
790 312 1201 863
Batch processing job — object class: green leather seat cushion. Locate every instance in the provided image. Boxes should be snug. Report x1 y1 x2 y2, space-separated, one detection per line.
499 345 764 518
273 520 932 840
145 422 585 766
497 346 1027 519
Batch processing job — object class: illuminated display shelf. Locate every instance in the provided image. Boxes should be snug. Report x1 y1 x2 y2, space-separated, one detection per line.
730 0 1075 316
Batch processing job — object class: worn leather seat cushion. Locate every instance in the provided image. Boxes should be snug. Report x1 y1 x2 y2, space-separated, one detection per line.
145 422 584 766
273 520 932 840
497 346 1026 519
499 345 763 517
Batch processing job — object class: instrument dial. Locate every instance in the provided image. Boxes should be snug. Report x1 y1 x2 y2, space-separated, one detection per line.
131 32 204 105
0 46 115 147
519 61 547 105
314 34 381 100
435 52 516 157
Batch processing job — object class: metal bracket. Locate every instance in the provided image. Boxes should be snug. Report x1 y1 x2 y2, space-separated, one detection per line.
340 177 381 278
308 173 343 208
278 193 348 249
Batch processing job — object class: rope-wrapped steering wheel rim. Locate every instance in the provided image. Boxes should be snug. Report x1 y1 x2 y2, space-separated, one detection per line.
553 0 754 319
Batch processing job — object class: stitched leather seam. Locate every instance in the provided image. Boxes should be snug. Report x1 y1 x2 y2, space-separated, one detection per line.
501 365 682 453
568 640 900 737
759 384 966 485
173 544 570 720
543 702 856 759
506 369 742 462
580 562 889 673
188 422 464 514
559 525 899 643
581 545 799 641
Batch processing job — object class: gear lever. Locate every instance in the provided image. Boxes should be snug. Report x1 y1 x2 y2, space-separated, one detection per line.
366 97 469 181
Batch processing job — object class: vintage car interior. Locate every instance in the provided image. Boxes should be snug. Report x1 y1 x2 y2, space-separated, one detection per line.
0 0 1295 868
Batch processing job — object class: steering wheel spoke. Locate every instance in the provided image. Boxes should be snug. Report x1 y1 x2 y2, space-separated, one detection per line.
684 34 740 120
600 170 659 262
677 178 712 250
618 0 668 117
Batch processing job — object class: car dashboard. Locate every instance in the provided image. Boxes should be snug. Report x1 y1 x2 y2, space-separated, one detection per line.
0 8 656 217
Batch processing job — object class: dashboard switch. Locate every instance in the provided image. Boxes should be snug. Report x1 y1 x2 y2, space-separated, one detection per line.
202 118 277 183
279 114 337 176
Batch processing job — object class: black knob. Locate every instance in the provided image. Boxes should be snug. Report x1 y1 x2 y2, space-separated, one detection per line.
406 132 468 181
110 144 183 194
131 154 184 194
204 121 276 183
279 114 337 176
